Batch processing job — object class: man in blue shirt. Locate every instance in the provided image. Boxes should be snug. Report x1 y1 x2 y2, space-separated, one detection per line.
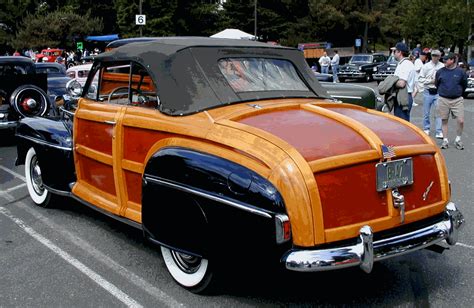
435 52 468 150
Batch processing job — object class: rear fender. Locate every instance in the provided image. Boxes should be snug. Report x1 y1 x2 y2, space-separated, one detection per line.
142 147 288 260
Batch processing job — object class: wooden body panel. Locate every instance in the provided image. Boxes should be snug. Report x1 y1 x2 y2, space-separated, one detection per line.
72 97 450 246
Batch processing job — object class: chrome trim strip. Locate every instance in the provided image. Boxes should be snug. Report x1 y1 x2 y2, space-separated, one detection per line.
16 134 72 151
0 121 17 128
330 95 363 100
145 176 273 219
284 202 464 272
43 184 72 197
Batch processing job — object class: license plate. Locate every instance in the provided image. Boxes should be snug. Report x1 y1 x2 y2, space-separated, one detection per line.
376 158 413 191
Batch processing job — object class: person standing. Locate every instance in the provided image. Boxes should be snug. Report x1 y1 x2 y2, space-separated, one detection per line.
419 49 445 138
435 52 468 149
330 50 340 82
412 50 428 100
393 42 416 121
318 51 330 74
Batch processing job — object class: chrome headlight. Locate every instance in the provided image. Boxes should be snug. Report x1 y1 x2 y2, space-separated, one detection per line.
0 113 5 119
373 67 378 72
358 66 362 71
66 79 83 98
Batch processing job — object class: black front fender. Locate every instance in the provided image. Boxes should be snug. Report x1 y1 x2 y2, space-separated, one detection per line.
16 117 75 192
142 147 289 261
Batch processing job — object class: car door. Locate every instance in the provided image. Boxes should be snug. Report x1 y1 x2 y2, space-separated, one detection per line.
72 62 131 216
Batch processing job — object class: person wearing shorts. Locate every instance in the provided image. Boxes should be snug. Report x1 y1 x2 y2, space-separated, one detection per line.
435 52 468 150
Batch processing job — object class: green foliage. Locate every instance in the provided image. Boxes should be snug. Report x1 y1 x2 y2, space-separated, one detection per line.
13 10 103 50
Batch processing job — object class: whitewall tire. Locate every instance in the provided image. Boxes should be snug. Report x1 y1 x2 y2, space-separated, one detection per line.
161 246 214 293
25 147 51 207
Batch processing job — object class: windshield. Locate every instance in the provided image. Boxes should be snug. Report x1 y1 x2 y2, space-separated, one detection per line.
387 55 397 63
36 66 65 77
218 58 309 92
349 55 372 63
0 63 34 76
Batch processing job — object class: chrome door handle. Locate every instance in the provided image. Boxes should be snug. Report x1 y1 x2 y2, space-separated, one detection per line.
104 120 116 125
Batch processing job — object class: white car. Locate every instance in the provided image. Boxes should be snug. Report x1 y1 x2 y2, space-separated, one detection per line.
66 63 92 86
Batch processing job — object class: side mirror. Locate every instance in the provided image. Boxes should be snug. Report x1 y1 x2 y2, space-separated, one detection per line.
66 79 83 98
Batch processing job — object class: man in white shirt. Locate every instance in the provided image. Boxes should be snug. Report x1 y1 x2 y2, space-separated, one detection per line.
330 50 340 82
418 49 445 138
318 51 330 74
412 50 428 99
393 42 416 121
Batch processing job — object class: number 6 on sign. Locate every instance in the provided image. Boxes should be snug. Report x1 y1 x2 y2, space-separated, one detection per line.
135 15 146 25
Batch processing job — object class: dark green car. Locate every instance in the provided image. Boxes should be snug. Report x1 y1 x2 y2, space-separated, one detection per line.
320 82 382 110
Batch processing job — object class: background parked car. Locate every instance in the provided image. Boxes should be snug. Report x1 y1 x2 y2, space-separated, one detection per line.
35 48 63 63
0 56 49 131
338 53 387 82
35 62 72 105
66 63 92 86
373 55 397 83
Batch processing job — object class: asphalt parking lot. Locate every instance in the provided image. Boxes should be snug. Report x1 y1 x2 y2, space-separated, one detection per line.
1 82 473 307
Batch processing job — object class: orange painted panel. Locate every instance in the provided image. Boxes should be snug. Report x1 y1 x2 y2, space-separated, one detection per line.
76 119 113 155
124 170 142 204
315 162 389 229
78 153 116 196
398 155 442 211
326 107 425 146
237 109 370 161
123 127 172 162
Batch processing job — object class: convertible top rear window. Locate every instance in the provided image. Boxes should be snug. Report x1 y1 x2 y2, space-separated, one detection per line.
218 58 309 93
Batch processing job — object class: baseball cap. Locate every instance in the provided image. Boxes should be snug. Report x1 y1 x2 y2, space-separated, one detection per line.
395 42 408 53
443 52 456 61
431 49 441 57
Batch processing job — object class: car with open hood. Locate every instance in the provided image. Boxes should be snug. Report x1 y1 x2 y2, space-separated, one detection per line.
14 37 464 294
338 53 387 82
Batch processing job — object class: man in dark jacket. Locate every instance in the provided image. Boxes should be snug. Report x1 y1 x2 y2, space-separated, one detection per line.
435 52 468 149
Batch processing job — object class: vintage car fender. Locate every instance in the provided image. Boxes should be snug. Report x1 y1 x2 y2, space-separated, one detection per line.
15 117 75 192
141 146 291 261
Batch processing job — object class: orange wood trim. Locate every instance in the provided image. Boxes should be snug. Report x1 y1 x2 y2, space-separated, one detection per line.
302 103 383 151
393 144 437 157
324 200 446 242
309 150 379 173
124 205 142 223
434 152 449 202
72 181 119 214
226 102 301 122
75 144 113 166
76 110 119 122
112 107 129 217
122 159 144 174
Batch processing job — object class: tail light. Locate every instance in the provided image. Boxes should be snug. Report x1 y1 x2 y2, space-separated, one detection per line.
275 214 291 244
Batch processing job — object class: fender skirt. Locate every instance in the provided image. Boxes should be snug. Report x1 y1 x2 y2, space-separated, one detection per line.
15 117 75 192
142 147 290 261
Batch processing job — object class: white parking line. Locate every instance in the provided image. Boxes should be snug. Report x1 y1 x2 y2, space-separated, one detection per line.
457 242 474 250
0 183 27 195
0 206 143 308
0 165 26 182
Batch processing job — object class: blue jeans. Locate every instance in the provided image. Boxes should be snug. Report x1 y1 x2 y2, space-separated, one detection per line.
332 65 339 81
321 66 329 74
423 92 442 134
394 94 413 121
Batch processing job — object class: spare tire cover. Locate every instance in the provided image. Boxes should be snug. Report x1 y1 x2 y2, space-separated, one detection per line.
10 84 49 117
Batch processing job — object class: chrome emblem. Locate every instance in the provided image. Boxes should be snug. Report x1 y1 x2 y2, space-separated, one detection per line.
422 181 434 201
392 188 405 223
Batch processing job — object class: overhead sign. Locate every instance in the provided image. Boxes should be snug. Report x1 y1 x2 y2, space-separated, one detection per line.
135 15 146 26
76 42 83 50
355 39 362 47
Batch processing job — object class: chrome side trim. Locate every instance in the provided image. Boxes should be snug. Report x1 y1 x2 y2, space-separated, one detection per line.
330 95 363 100
0 121 17 128
16 134 72 151
43 184 72 197
144 176 273 219
284 202 464 272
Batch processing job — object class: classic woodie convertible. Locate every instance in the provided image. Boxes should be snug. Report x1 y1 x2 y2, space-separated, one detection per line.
15 38 464 293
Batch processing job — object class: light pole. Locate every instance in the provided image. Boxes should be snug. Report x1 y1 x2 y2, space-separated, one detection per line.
254 0 257 40
139 0 143 37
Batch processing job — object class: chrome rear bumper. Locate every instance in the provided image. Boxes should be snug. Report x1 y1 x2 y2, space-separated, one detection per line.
283 202 464 273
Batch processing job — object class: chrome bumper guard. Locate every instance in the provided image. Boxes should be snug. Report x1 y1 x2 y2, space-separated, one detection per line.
284 202 464 273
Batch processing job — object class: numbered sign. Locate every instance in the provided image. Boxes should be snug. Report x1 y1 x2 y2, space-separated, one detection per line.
135 15 146 26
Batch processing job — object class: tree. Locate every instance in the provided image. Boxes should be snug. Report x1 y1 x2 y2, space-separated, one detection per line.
13 10 103 50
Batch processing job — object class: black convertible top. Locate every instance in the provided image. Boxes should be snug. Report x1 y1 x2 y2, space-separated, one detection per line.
94 37 328 115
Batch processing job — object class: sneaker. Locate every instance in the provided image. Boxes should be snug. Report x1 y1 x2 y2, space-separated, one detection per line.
413 102 419 106
455 140 464 150
435 132 444 139
440 140 449 149
423 130 430 135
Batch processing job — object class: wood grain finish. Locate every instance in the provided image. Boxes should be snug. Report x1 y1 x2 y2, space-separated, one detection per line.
72 96 450 247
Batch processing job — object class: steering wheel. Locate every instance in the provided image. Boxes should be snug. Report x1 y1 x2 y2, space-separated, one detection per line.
107 86 146 104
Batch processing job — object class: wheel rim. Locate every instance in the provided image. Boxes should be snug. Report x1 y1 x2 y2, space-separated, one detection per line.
30 155 45 196
170 250 202 274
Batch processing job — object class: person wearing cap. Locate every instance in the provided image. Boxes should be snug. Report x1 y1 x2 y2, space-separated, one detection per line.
419 49 445 138
412 50 428 100
393 42 416 121
435 52 468 150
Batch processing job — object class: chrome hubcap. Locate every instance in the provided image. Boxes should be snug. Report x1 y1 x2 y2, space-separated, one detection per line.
30 156 44 195
170 250 202 274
